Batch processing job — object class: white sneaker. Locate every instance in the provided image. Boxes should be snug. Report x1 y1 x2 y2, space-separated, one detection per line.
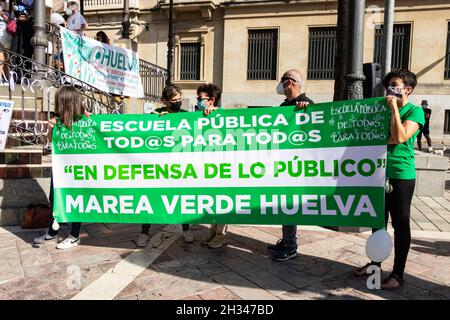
136 233 150 247
183 229 194 243
33 232 57 244
56 235 80 250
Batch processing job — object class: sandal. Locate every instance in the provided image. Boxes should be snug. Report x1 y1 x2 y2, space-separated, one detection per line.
381 273 404 291
352 262 381 277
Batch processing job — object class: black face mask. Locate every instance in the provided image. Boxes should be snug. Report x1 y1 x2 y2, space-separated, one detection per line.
170 101 182 111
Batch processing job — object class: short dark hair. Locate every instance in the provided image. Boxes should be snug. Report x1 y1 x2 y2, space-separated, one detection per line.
382 69 417 91
197 83 222 107
161 85 182 101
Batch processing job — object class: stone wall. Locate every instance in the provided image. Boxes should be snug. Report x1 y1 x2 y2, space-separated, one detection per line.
0 178 51 226
414 151 449 197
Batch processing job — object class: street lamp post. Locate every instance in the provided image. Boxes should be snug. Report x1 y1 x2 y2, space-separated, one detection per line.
166 0 174 86
122 0 131 39
345 0 366 100
382 0 395 77
31 0 47 66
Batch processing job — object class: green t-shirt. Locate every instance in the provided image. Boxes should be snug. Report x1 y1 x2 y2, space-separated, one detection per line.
386 102 425 180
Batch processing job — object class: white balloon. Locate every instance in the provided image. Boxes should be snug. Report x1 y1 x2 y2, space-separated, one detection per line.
51 13 66 25
365 229 393 263
52 219 60 231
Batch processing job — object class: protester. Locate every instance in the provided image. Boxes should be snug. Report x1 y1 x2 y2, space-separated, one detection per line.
416 99 432 152
136 85 194 247
353 69 424 290
196 83 229 249
10 4 33 58
66 0 87 34
265 69 314 261
53 50 64 71
52 19 66 71
33 86 90 250
95 31 111 45
0 8 13 80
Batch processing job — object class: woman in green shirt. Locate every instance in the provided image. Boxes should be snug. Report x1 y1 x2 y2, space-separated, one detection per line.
354 70 425 290
136 85 193 247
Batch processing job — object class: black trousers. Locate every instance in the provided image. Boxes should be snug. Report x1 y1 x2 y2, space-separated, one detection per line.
373 178 415 279
47 176 82 238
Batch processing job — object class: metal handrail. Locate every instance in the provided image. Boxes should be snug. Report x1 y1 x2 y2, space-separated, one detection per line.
1 47 120 148
85 0 124 7
2 23 168 149
139 58 168 101
46 23 168 101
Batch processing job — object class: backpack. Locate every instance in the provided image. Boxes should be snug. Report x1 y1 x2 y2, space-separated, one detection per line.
6 18 17 35
21 203 53 229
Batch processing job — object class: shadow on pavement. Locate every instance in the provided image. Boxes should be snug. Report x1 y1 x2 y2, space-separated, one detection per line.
1 223 449 300
411 238 450 257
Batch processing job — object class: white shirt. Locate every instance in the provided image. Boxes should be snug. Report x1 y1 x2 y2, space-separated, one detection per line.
67 12 86 32
0 17 7 39
0 17 12 49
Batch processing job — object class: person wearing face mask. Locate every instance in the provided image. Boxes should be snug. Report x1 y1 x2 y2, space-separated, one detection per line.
267 69 314 262
353 70 424 291
65 0 87 35
416 100 432 152
193 84 229 248
276 69 314 108
136 85 193 247
195 83 222 115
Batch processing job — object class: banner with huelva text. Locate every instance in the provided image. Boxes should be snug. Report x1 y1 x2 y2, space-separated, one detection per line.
60 27 144 98
52 97 389 228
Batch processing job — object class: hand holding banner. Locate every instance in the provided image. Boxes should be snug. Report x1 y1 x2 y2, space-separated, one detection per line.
60 27 144 98
52 97 389 228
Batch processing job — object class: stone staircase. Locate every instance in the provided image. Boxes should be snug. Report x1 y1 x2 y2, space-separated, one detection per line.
0 85 52 226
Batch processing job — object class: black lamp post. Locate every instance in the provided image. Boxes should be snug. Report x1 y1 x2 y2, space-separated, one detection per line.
166 0 174 86
345 0 366 100
31 0 47 66
382 0 395 77
122 0 131 39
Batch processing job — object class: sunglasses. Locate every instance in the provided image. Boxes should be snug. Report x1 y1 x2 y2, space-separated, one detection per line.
281 77 296 83
197 97 210 101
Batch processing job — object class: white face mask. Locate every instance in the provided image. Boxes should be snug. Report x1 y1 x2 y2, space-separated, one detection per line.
66 4 77 16
276 82 285 95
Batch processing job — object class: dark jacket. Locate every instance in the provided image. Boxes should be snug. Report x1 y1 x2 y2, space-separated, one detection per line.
280 93 314 106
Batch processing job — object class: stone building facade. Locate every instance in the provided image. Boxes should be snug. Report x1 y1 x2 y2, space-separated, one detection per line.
80 0 450 140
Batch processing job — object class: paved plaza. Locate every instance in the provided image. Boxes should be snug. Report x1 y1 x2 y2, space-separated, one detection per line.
0 217 449 300
1 154 449 301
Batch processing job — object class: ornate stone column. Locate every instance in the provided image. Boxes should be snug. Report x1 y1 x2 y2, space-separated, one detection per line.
345 0 366 100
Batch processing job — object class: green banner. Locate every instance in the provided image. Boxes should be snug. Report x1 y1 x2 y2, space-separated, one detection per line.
52 97 390 228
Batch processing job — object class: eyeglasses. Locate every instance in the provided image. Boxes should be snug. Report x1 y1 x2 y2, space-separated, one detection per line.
281 77 296 83
197 96 210 101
